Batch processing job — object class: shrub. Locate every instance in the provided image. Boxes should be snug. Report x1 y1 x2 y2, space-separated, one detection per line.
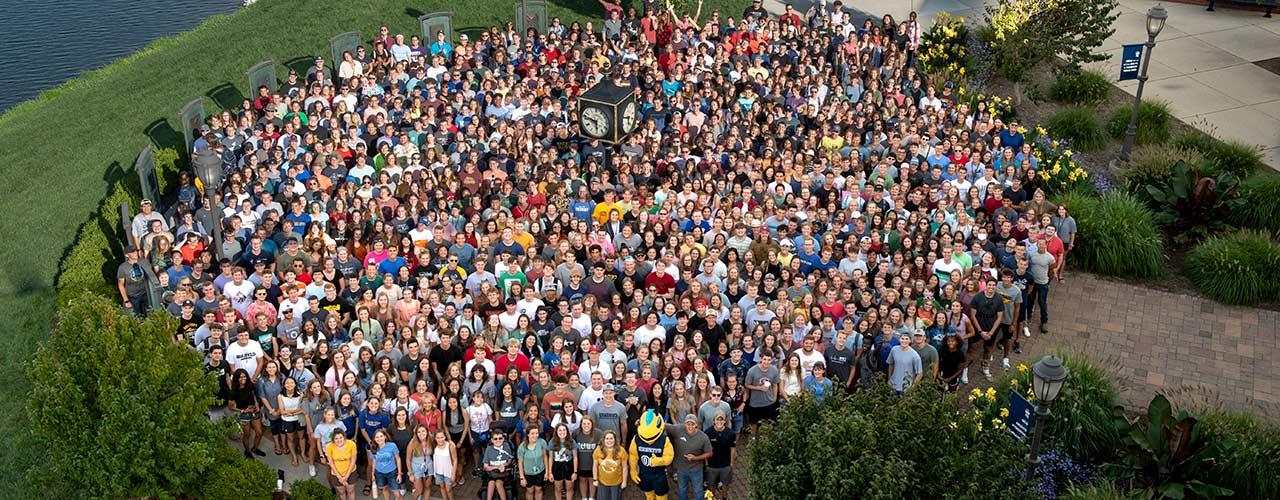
290 478 337 500
1109 395 1234 499
1107 100 1173 146
1174 131 1265 178
983 352 1125 464
198 445 277 500
1050 69 1110 104
1117 144 1204 192
1202 410 1280 500
1206 139 1264 179
748 383 1035 499
1184 230 1280 305
1025 126 1092 194
1045 107 1108 152
1173 130 1218 154
1055 191 1166 278
1142 160 1243 243
1230 174 1280 233
1061 481 1145 500
27 295 227 498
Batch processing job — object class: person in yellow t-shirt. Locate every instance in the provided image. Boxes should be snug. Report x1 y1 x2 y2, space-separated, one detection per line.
592 190 621 226
326 431 358 499
593 430 629 500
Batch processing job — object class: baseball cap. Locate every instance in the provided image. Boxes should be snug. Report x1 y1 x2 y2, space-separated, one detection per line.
684 414 699 424
603 383 616 392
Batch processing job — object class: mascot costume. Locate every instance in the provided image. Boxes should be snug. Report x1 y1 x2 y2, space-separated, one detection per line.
629 409 675 500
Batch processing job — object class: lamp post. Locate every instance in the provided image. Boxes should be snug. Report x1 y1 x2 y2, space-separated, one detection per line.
1120 4 1168 161
192 148 225 260
1024 355 1070 482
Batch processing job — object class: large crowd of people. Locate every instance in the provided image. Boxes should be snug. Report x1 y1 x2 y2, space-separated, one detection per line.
116 0 1077 498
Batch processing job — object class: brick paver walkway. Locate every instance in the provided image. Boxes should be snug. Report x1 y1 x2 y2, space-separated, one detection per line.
1012 273 1280 414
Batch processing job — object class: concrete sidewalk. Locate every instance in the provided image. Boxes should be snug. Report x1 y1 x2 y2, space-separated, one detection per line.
761 0 1280 170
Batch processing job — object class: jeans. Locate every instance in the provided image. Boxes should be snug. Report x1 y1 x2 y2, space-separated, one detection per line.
1026 282 1050 323
676 469 704 500
597 484 624 500
731 412 744 434
126 292 149 316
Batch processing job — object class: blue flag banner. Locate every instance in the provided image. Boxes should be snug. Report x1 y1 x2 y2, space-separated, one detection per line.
1006 390 1036 442
1120 43 1145 81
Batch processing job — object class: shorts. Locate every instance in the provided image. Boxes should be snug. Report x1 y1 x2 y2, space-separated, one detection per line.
411 456 433 479
523 473 545 487
980 325 1011 346
707 466 734 486
375 470 401 490
268 417 285 435
746 403 778 424
552 461 575 481
434 473 454 486
637 471 670 495
238 410 262 422
473 430 490 449
577 467 593 478
280 419 303 434
449 431 465 448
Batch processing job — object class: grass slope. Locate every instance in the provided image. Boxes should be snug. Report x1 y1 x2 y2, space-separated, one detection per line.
0 0 745 493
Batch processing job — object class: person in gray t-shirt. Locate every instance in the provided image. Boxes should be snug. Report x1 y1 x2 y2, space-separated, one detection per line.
1027 239 1058 331
744 352 780 432
887 334 922 394
589 386 627 436
669 415 714 500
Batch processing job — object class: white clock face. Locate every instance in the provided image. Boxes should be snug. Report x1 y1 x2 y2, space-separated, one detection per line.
581 107 609 138
621 101 638 133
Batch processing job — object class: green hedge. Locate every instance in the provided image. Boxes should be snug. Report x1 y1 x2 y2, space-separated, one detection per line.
1107 100 1173 146
1202 410 1280 500
1117 144 1204 192
1050 68 1110 105
289 479 337 500
1175 131 1264 178
1045 106 1109 152
1056 190 1166 278
1230 175 1280 233
197 444 278 500
1184 230 1280 305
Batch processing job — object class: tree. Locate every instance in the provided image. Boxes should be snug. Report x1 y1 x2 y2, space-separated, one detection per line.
985 0 1119 101
747 383 1035 500
27 295 227 498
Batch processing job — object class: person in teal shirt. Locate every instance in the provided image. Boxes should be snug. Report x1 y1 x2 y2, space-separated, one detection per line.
518 427 551 494
803 363 835 400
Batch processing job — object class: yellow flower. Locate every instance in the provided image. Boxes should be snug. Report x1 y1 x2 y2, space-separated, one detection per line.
1051 140 1059 148
1010 378 1019 388
1017 363 1029 373
1064 149 1073 156
985 387 997 400
949 421 959 430
977 422 984 432
999 408 1010 418
1036 126 1047 136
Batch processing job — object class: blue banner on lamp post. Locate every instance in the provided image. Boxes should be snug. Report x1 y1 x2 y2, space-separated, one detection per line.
1006 391 1036 442
1120 43 1145 81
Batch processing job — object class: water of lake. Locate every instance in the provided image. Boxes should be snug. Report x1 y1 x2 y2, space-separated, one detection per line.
0 0 241 114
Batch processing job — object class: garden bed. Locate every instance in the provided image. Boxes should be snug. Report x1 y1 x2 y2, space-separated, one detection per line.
993 64 1280 310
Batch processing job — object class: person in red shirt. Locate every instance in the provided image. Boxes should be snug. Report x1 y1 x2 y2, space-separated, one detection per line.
778 3 802 27
644 265 677 296
494 337 532 376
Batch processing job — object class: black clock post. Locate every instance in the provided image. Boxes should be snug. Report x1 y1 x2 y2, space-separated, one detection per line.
577 79 637 182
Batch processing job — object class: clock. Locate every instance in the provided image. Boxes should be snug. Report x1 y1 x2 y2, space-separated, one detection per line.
577 79 637 144
582 107 609 138
621 101 638 133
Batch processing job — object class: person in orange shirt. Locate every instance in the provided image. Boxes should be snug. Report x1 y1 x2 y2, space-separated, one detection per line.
326 430 358 500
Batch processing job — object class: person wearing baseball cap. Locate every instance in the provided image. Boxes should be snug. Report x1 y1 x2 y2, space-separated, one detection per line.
887 332 923 396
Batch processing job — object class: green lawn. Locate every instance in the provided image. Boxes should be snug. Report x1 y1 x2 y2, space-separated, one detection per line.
0 0 746 493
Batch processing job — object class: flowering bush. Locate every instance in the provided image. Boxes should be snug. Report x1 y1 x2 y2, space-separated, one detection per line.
1025 126 1091 195
1035 448 1100 500
918 13 970 91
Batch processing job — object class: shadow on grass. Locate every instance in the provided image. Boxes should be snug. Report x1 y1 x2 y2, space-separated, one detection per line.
283 56 315 78
206 83 245 112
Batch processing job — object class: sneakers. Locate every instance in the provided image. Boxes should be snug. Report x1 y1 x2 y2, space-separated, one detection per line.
309 464 316 477
1023 326 1031 337
982 367 992 380
1002 358 1011 371
372 486 379 498
961 368 969 385
1040 322 1049 333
